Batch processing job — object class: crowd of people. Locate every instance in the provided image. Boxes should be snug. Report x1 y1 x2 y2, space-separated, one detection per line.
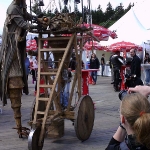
105 49 150 149
25 50 150 150
109 49 144 92
1 1 150 149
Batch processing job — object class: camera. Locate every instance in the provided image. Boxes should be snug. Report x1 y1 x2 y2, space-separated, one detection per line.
125 73 131 79
118 90 128 100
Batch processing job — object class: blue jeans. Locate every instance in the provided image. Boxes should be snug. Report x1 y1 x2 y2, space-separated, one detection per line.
101 65 105 76
91 71 97 83
60 81 70 107
145 69 150 84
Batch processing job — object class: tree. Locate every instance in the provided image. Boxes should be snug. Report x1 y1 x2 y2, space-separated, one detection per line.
30 1 132 29
61 5 69 13
31 2 42 15
54 8 59 14
91 5 105 25
104 2 115 22
124 3 132 13
114 3 125 21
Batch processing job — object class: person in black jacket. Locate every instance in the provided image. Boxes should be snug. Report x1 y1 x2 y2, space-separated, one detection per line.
68 52 84 71
111 51 124 91
106 93 150 150
89 53 100 85
101 53 105 76
130 49 141 78
109 53 114 84
125 49 143 88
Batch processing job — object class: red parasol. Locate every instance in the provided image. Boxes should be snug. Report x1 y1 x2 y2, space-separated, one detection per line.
108 41 143 52
62 23 117 41
84 41 107 51
26 39 37 51
79 23 117 41
26 39 49 51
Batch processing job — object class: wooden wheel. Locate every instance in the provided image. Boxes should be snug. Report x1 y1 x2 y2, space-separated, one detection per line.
74 95 95 141
28 127 44 150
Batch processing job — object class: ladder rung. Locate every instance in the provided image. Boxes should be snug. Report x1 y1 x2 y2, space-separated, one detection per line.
40 37 71 41
39 85 53 88
37 111 45 115
48 68 58 71
40 48 66 52
40 72 57 75
38 97 49 101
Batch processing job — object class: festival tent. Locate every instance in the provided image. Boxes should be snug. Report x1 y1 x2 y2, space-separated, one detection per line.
100 0 150 49
99 0 150 78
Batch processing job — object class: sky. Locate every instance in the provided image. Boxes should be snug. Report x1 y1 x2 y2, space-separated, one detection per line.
0 0 138 34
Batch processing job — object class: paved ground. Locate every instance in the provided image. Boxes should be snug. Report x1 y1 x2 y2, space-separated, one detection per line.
0 75 121 150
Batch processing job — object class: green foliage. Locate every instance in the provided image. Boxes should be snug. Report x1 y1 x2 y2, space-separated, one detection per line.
31 1 132 28
61 5 69 13
32 2 42 15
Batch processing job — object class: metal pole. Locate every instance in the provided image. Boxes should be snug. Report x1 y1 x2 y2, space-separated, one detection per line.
81 0 84 24
30 0 32 14
30 0 32 24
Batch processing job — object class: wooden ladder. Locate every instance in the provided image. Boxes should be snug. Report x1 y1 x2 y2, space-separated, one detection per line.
32 33 82 145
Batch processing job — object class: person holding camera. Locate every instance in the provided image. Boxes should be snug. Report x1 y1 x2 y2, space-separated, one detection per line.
128 85 150 97
105 93 150 150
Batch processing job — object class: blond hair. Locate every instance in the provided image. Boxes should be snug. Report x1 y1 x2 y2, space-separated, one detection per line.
121 93 150 148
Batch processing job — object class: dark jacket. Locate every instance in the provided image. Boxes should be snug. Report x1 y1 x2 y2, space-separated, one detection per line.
109 55 113 69
89 57 100 69
130 55 141 78
111 54 124 71
69 57 84 70
106 135 149 150
144 57 150 64
69 58 76 70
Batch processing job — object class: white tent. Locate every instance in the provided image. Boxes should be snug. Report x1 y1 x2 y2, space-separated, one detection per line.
100 0 150 80
101 0 150 48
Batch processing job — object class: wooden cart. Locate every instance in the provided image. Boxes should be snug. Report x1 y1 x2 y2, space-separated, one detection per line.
28 30 95 150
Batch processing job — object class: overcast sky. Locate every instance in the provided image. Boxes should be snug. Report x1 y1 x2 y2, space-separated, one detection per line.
0 0 138 34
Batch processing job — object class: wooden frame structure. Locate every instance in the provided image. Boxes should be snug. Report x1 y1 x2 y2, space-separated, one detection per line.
28 29 95 150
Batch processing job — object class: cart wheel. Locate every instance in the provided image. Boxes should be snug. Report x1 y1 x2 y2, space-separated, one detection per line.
74 95 95 141
28 127 44 150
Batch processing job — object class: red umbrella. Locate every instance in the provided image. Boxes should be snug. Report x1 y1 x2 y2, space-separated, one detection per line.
79 23 117 41
62 23 117 41
108 41 143 52
84 41 107 51
26 39 37 51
